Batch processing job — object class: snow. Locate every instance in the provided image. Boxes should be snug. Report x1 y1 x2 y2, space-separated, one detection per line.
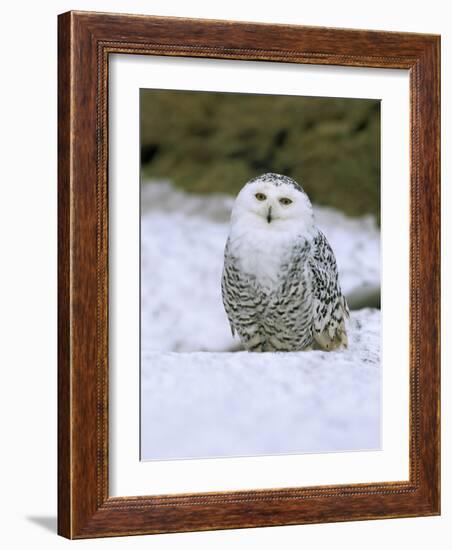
141 180 380 352
140 181 381 460
141 308 380 460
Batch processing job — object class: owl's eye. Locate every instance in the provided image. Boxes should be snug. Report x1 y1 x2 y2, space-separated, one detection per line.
255 193 267 201
279 197 293 206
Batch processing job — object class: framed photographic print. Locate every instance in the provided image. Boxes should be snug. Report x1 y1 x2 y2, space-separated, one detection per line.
58 11 440 538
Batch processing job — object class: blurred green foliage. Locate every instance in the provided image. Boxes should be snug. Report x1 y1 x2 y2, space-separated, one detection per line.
140 89 380 220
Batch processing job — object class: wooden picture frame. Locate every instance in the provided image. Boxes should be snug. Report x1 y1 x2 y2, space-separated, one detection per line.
58 10 440 539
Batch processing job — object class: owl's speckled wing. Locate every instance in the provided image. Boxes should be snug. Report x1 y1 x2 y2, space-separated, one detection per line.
221 238 265 347
308 230 349 350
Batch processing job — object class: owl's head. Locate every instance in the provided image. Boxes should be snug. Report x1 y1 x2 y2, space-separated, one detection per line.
231 173 314 233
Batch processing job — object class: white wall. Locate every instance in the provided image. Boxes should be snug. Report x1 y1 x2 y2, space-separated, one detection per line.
0 0 449 547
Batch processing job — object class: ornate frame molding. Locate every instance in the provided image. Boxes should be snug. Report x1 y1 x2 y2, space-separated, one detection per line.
58 11 440 538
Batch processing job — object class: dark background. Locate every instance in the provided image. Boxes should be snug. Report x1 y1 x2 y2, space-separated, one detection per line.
140 89 380 221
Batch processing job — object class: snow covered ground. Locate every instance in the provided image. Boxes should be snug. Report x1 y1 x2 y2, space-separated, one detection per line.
140 181 381 460
141 308 380 460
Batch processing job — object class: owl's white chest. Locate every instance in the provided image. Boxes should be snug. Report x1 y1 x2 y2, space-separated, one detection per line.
228 224 299 290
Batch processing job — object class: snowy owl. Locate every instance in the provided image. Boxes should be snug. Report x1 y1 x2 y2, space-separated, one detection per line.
221 173 349 352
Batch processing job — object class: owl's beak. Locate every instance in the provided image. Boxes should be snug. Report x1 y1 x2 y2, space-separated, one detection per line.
267 206 272 224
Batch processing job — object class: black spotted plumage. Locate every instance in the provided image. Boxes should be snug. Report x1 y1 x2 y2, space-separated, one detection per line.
222 238 310 351
222 230 348 352
247 173 306 194
222 173 349 352
308 231 349 350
